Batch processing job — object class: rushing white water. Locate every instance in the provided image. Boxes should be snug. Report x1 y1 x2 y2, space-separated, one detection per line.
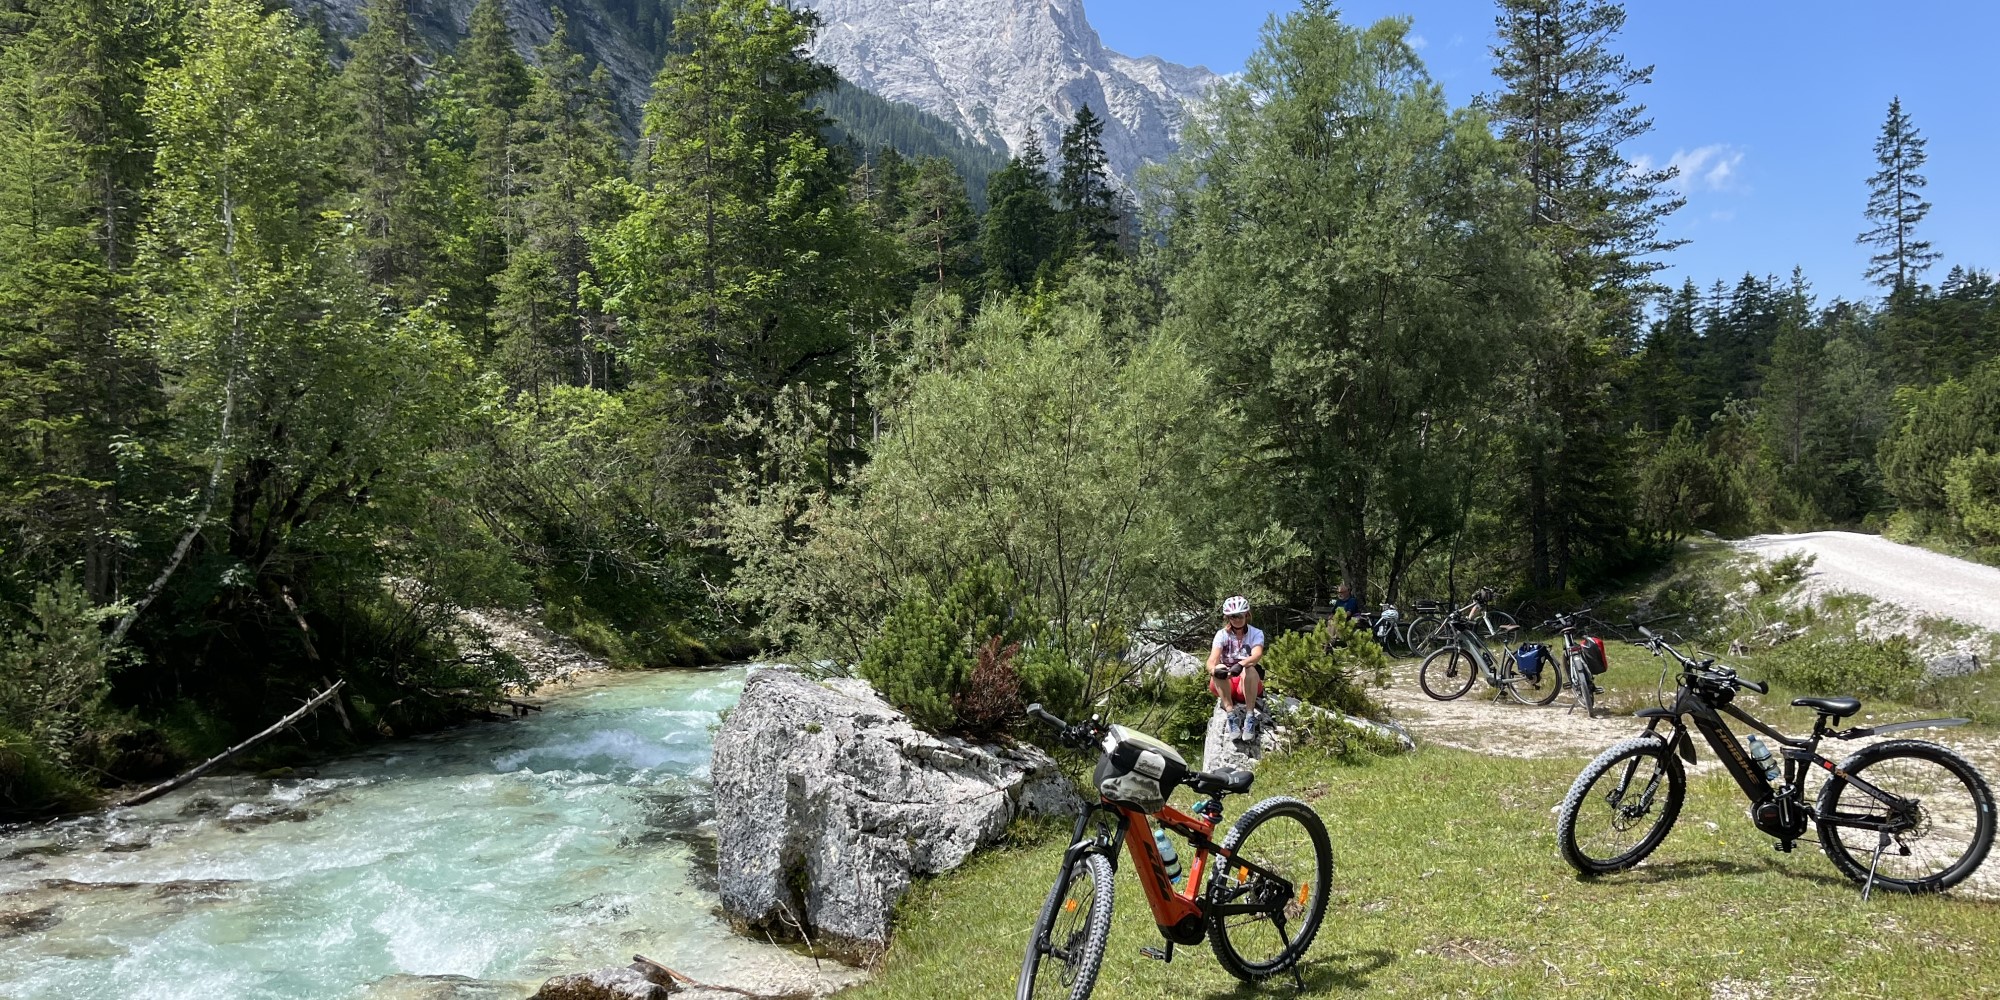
0 668 834 1000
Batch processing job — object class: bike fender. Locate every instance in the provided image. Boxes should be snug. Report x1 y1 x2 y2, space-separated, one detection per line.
1846 717 1971 738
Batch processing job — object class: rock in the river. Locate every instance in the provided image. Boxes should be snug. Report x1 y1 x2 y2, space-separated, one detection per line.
529 967 668 1000
712 670 1082 961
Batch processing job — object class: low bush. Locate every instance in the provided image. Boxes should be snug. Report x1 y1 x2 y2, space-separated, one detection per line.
1748 551 1817 595
1756 633 1926 704
1259 613 1387 719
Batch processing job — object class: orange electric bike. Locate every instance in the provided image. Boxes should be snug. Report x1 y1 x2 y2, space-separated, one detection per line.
1017 704 1332 999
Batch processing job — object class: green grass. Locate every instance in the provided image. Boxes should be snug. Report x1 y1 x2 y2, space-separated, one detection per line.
845 747 2000 1000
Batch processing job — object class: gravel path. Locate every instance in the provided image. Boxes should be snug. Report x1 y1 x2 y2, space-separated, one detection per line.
1732 530 2000 634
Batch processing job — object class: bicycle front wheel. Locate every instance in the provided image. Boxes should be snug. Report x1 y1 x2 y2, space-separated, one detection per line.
1206 797 1332 982
1418 646 1476 701
1557 736 1685 875
1407 617 1446 655
1815 739 1997 894
1567 654 1596 717
1017 851 1115 1000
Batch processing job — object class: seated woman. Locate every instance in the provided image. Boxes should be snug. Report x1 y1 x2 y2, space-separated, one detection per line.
1208 596 1266 743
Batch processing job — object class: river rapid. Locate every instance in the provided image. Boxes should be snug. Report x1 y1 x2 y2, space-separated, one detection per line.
0 668 843 1000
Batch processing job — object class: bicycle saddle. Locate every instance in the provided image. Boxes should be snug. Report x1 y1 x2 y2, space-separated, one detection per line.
1793 696 1861 719
1186 768 1254 796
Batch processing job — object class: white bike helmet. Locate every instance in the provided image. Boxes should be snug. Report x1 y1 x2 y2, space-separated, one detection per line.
1221 595 1250 616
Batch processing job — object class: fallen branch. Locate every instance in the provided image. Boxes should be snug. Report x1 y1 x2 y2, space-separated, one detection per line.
117 681 346 809
630 954 793 998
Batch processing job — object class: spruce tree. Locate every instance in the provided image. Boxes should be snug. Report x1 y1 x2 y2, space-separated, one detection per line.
341 0 436 303
597 0 886 474
981 133 1056 293
898 156 977 297
1055 105 1118 261
492 10 624 395
0 0 166 605
1486 0 1684 589
1858 97 1941 293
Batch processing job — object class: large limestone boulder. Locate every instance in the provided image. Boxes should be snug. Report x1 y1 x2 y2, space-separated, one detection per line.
1201 696 1414 773
712 670 1082 962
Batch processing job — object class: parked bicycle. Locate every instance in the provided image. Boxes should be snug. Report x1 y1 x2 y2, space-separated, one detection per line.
1416 597 1541 704
1556 627 1996 898
1540 608 1612 716
1018 704 1332 999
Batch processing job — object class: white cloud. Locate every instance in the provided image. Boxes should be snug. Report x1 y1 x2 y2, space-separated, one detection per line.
1631 144 1746 195
1709 209 1736 223
1409 34 1429 50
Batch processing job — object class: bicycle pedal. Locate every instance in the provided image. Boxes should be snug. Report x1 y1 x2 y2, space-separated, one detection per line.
1139 945 1174 963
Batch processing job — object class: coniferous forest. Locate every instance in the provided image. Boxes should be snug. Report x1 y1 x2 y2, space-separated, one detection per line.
1 0 1996 814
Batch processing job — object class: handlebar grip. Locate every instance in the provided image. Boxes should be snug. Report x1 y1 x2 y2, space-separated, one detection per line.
1740 678 1769 695
1638 626 1657 640
1026 703 1066 730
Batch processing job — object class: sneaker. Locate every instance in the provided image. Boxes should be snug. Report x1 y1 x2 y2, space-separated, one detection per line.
1242 711 1262 743
1225 706 1246 739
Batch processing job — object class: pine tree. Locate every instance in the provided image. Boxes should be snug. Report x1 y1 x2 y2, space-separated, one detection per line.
1486 0 1685 589
443 0 534 344
981 133 1056 293
341 0 437 303
1858 97 1941 293
1055 105 1118 261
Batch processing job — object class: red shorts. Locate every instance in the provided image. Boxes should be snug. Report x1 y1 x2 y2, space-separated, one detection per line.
1210 670 1248 702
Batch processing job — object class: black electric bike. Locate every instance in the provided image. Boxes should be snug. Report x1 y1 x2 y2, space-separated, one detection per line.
1556 627 1996 898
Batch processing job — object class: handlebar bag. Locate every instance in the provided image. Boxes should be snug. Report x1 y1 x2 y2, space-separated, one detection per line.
1093 724 1188 814
1514 642 1548 678
1575 636 1608 675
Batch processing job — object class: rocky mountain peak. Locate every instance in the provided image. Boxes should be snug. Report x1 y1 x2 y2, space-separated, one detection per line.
794 0 1219 185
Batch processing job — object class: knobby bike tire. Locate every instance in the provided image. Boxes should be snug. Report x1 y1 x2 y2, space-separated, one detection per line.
1557 736 1686 875
1206 796 1333 982
1017 851 1115 1000
1815 739 1997 894
1418 647 1477 701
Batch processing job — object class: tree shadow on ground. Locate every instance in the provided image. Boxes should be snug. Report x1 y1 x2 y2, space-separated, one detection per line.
1194 948 1397 998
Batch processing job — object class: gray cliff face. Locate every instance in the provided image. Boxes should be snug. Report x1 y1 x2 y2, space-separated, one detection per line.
794 0 1218 184
292 0 660 132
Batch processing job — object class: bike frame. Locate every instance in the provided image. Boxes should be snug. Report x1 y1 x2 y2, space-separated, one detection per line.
1053 797 1293 947
1637 675 1915 842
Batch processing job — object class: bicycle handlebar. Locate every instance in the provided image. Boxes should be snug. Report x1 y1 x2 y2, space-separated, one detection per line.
1634 628 1768 695
1025 703 1107 751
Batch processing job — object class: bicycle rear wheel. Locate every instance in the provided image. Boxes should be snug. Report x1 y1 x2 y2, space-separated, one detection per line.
1506 651 1560 707
1418 647 1476 700
1557 736 1685 875
1815 740 1996 894
1206 797 1332 982
1018 852 1115 1000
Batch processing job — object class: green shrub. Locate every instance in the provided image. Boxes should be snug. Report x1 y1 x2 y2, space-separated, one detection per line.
1748 551 1817 595
0 577 121 768
1757 634 1925 703
1260 614 1387 719
1945 449 2000 544
858 561 1057 734
858 591 967 733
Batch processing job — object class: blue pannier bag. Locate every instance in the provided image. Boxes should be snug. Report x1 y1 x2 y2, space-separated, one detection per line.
1514 643 1548 678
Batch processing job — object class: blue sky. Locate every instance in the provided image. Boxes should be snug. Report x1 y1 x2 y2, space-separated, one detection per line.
1087 1 1996 307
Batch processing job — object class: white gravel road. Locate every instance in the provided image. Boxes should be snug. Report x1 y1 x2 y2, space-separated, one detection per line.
1732 530 2000 634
